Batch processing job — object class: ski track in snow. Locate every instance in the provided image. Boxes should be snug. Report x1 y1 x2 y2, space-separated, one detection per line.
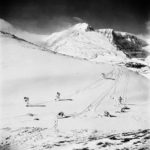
0 20 150 150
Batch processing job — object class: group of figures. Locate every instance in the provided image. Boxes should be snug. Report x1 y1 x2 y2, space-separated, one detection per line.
24 92 128 115
24 92 61 106
24 92 129 132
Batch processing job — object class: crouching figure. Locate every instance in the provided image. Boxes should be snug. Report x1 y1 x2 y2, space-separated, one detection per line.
24 97 29 106
104 111 111 117
57 112 65 119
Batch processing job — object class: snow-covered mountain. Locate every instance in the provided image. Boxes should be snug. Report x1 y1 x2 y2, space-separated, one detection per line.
43 23 125 61
1 19 150 150
1 19 149 64
0 19 46 44
43 23 149 64
0 19 149 77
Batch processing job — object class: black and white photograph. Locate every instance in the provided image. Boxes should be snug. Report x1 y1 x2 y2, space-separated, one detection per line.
0 0 150 149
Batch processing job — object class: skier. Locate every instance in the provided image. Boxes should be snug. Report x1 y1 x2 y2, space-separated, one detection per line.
57 111 65 119
121 106 130 112
24 97 29 106
118 96 123 105
104 111 111 117
55 92 61 101
121 107 126 112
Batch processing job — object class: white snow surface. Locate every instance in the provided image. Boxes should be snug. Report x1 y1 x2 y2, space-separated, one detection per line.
0 20 150 150
0 30 150 131
43 23 126 61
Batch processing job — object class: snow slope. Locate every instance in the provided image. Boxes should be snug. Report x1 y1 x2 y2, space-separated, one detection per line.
43 23 150 79
0 18 46 44
0 30 150 130
0 20 150 150
1 19 149 67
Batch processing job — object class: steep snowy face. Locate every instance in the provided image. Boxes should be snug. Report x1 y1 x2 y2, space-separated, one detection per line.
113 31 148 58
43 23 125 60
44 23 148 62
97 29 114 43
98 28 148 59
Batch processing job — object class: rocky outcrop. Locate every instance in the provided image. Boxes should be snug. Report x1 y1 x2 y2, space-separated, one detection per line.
97 29 114 43
98 28 149 58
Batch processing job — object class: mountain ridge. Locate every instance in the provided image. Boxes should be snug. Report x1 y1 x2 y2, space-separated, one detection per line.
43 22 149 62
0 19 149 68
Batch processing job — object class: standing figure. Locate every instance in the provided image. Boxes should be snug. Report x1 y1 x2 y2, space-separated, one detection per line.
24 97 29 106
55 92 61 101
118 96 123 105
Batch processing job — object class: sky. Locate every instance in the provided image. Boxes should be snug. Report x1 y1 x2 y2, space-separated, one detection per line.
0 0 150 34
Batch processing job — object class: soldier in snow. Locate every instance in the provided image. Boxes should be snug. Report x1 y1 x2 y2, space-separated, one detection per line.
104 111 111 117
118 96 123 105
55 92 61 101
24 97 29 106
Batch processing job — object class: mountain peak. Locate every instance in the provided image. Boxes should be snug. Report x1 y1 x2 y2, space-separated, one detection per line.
73 23 94 32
